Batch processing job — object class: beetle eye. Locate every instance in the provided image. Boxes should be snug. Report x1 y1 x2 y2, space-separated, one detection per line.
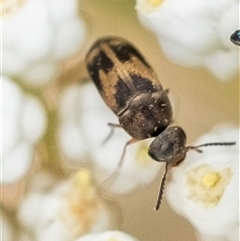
148 148 159 162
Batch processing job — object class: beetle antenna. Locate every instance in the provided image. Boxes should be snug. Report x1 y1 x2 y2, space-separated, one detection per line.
155 163 169 211
187 142 236 153
195 141 236 148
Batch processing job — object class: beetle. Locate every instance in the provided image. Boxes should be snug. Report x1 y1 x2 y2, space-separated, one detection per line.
230 30 240 46
85 37 172 139
85 36 236 210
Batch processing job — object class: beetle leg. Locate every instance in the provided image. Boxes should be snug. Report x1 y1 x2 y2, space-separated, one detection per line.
117 138 138 171
101 123 122 146
103 138 138 183
164 88 169 94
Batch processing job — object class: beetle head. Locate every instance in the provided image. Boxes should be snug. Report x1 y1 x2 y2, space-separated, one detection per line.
148 126 188 166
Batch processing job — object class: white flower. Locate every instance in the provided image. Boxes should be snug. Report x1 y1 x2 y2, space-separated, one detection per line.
2 0 86 86
166 125 239 241
58 84 88 161
136 0 238 81
17 169 117 241
74 230 140 241
2 75 47 184
59 82 162 194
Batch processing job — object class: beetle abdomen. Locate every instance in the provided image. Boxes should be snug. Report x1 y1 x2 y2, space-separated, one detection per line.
85 37 163 116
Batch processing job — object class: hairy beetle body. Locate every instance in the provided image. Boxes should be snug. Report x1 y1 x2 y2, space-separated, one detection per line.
85 37 172 140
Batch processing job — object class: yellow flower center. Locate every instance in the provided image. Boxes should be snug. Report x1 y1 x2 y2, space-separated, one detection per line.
201 172 221 188
186 164 232 207
72 168 92 189
147 0 164 7
135 142 152 167
136 0 164 13
60 169 100 237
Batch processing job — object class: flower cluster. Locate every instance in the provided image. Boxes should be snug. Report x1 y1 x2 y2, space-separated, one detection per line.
17 169 118 241
2 0 86 86
136 0 238 80
2 75 47 184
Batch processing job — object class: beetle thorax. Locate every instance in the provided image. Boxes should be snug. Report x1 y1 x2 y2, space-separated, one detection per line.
118 91 173 140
